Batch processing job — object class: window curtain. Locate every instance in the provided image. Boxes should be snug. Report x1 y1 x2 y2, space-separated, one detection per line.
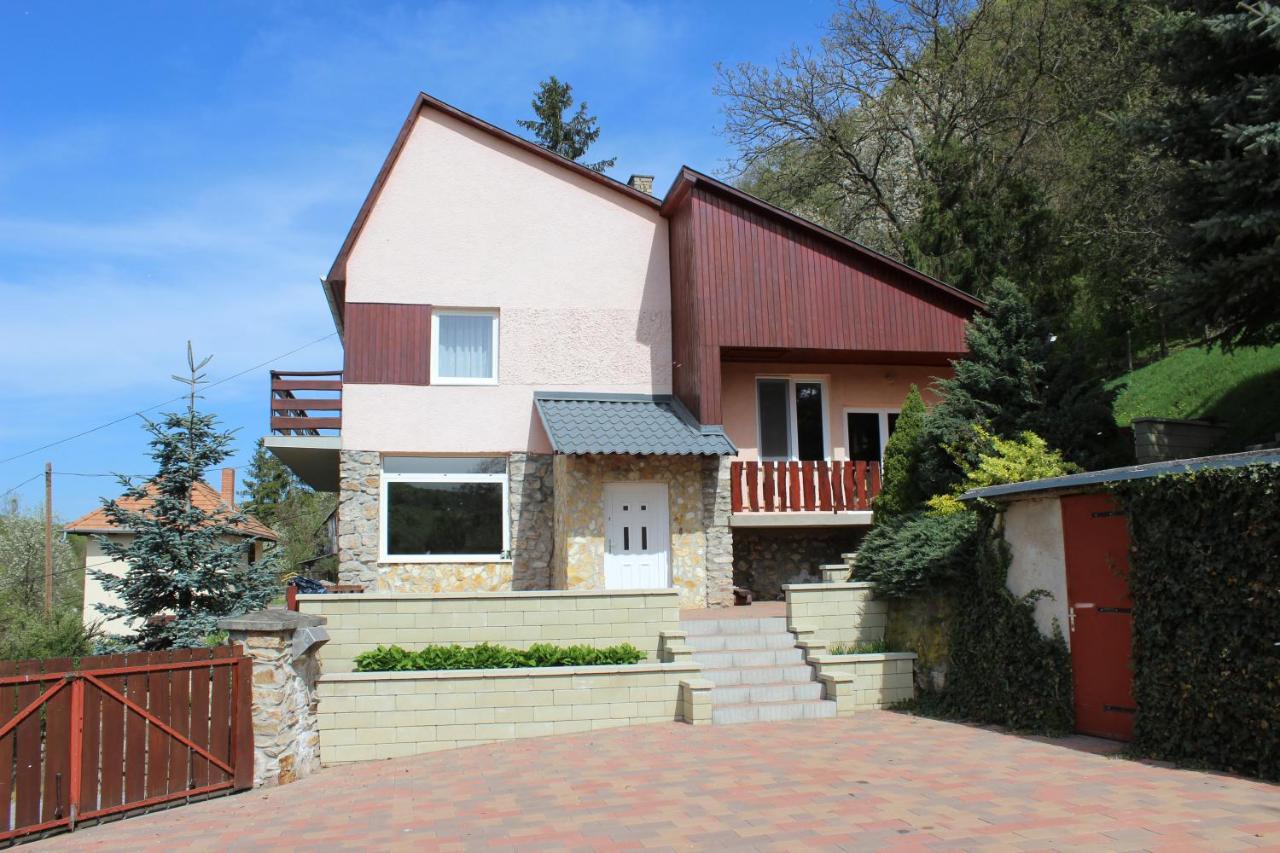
438 314 493 378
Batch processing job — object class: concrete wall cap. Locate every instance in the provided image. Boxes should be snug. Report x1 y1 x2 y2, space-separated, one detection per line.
318 661 700 682
679 677 716 690
217 608 328 632
781 581 877 591
296 588 679 603
813 651 917 663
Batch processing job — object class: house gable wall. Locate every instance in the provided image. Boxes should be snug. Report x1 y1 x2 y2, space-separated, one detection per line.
341 108 672 454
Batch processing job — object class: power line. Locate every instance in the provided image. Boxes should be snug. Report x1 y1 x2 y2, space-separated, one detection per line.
0 472 43 498
0 332 337 466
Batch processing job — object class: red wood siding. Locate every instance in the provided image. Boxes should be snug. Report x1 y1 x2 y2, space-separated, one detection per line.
669 185 975 424
343 302 432 385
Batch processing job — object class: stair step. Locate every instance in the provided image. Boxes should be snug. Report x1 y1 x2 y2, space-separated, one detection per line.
688 632 796 651
712 681 824 705
680 617 788 636
692 648 804 668
701 664 815 686
712 699 837 725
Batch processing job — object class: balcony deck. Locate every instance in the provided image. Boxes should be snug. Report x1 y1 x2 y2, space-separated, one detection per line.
729 460 880 527
264 370 342 491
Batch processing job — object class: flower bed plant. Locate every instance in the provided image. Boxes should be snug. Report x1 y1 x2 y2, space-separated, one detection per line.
353 641 646 672
827 639 890 655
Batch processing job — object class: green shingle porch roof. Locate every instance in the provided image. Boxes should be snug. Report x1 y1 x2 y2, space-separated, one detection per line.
533 392 736 456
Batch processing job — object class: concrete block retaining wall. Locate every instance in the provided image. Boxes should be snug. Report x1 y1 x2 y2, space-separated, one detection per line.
316 662 703 763
809 653 917 714
784 582 888 646
298 589 680 673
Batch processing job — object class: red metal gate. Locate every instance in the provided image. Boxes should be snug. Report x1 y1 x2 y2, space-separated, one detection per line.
1061 493 1136 741
0 645 252 844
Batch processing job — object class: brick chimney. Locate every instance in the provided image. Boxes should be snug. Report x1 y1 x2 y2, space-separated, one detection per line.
627 174 654 196
221 467 236 507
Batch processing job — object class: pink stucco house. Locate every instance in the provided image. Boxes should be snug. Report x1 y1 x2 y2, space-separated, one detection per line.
266 92 980 609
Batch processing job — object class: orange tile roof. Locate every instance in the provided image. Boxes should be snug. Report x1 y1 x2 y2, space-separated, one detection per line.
64 480 278 540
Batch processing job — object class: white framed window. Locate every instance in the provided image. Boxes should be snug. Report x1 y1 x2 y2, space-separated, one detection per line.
431 309 498 385
380 456 510 563
843 408 901 464
755 376 830 462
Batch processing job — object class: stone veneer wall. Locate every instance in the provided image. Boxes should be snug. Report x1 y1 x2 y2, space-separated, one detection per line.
703 457 735 607
336 450 553 592
732 527 868 600
551 454 728 609
298 588 681 673
315 662 701 764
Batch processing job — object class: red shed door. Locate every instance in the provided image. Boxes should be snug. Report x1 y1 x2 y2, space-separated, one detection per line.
1060 493 1135 741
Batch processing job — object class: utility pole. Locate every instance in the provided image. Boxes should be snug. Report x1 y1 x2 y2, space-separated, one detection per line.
44 462 53 614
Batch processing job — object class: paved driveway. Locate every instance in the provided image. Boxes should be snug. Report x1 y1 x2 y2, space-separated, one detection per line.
35 712 1278 851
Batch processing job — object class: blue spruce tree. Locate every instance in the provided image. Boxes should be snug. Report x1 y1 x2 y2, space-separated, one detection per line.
93 345 278 648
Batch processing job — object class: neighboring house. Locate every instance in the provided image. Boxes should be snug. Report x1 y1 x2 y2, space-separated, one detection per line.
264 92 981 609
65 468 277 635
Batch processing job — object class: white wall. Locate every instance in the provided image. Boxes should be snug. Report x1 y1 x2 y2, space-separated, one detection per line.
82 536 136 636
342 108 672 454
1002 497 1070 648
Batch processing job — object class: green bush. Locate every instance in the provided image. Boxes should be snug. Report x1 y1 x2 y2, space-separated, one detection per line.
1116 463 1280 781
873 384 928 522
0 604 99 661
353 641 647 672
827 638 889 655
852 510 980 598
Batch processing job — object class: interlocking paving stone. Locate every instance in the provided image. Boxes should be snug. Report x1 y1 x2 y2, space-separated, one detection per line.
30 712 1280 851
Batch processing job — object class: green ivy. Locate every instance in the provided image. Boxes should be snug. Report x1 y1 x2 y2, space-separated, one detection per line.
353 641 646 672
1115 464 1280 781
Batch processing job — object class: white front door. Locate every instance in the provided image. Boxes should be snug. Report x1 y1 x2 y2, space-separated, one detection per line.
603 483 671 589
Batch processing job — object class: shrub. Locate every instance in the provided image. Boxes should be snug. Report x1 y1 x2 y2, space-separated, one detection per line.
1116 463 1280 780
852 510 980 598
873 385 928 522
0 605 100 661
827 638 889 655
926 427 1078 515
353 642 647 672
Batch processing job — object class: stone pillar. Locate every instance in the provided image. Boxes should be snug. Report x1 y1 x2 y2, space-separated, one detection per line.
702 455 735 607
508 452 554 590
337 450 380 588
218 609 329 787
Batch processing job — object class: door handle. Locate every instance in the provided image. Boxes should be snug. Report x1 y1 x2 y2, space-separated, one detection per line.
1068 607 1076 633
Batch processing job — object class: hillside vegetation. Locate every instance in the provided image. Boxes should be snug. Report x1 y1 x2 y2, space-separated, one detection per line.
1110 346 1280 452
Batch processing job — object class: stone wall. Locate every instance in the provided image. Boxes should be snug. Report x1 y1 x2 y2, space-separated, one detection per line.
315 662 701 764
703 457 734 607
785 581 888 647
551 454 719 608
808 652 917 713
336 450 553 593
732 527 867 601
218 610 329 787
298 588 681 673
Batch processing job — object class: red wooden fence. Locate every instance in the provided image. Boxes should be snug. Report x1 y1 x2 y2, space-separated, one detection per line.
0 646 253 844
730 460 881 513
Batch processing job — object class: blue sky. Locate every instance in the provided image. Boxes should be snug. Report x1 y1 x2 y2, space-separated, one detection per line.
0 0 829 519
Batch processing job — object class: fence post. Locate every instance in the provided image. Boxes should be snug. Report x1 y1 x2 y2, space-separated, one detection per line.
217 610 329 788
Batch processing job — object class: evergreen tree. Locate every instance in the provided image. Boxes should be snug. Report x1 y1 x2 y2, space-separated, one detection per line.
517 76 616 172
240 438 300 528
916 279 1117 495
1136 0 1280 347
93 345 278 649
873 385 928 522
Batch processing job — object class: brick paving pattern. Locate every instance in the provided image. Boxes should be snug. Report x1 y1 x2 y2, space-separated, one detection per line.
35 712 1279 851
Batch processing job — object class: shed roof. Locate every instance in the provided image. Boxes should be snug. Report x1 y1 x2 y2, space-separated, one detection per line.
959 449 1280 503
533 392 736 456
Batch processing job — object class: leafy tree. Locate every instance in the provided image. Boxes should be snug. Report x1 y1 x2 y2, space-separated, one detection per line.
926 428 1078 515
517 76 616 172
873 385 928 522
93 346 278 649
1134 0 1280 347
0 504 81 610
240 438 297 528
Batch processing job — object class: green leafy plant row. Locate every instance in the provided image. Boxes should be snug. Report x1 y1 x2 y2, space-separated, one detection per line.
1116 464 1280 781
353 641 647 672
827 639 890 655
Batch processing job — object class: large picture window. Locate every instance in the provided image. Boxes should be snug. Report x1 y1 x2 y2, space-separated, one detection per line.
755 376 829 461
431 309 498 384
380 456 509 561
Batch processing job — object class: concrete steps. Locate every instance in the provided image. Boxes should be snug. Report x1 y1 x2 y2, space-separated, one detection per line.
680 613 834 724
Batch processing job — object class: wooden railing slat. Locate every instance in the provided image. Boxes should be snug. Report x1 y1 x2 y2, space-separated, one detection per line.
801 461 816 511
762 462 775 511
745 462 759 512
787 462 801 510
729 462 743 513
817 462 833 511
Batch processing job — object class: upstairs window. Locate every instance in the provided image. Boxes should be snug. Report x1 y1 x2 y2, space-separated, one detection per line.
432 309 498 384
845 410 900 464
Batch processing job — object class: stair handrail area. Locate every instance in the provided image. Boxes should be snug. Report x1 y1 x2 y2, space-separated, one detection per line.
730 459 882 513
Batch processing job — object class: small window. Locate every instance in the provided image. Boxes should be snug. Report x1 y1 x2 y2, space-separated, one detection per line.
431 310 498 384
381 456 508 561
847 413 882 463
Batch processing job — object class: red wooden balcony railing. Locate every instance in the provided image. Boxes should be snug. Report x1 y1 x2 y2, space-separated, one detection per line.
730 460 881 513
269 370 342 436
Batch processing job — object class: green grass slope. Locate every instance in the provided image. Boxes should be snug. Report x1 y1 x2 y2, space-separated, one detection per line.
1109 345 1280 452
